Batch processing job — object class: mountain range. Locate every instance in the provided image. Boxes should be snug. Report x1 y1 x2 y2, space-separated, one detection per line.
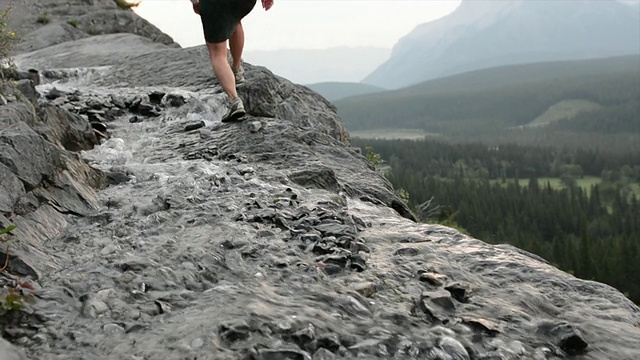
362 0 640 89
336 54 640 137
243 47 390 85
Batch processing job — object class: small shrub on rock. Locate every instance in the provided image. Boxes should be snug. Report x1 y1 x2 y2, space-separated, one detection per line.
0 1 17 81
36 13 50 24
113 0 142 10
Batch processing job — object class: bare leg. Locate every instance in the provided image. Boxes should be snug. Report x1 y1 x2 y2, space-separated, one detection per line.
206 41 237 99
229 21 245 71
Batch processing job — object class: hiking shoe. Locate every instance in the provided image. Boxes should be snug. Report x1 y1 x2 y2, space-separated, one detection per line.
222 97 246 122
233 66 245 87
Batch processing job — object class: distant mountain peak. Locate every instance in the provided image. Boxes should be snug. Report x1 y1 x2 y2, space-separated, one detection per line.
363 0 640 89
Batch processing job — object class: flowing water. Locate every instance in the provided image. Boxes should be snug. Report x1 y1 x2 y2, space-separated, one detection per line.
7 68 640 360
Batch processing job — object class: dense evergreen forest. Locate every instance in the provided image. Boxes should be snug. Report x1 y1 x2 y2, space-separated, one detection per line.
353 138 640 304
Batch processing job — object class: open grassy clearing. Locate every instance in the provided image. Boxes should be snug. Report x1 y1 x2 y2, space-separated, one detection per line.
350 129 439 140
491 176 640 199
528 99 602 126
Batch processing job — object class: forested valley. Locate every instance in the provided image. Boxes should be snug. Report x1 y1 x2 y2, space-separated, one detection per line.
352 137 640 304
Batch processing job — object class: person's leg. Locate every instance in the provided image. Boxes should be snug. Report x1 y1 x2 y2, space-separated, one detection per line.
229 21 244 72
206 40 238 99
206 39 245 121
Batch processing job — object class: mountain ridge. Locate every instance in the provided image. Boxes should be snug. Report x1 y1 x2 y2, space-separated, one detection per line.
337 54 640 134
363 0 640 89
244 46 391 84
305 82 386 102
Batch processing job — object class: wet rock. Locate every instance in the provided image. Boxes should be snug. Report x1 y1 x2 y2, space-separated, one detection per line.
353 282 376 298
91 121 108 135
110 94 127 109
314 223 355 237
81 297 109 318
60 103 76 112
185 121 205 132
219 320 251 344
311 242 333 255
301 233 321 243
115 257 153 272
258 230 276 238
0 163 26 213
292 325 316 351
316 334 341 353
312 348 336 360
15 79 39 105
38 104 99 151
418 271 448 287
86 98 110 110
164 93 186 107
100 244 118 255
148 91 166 105
322 264 343 276
417 290 456 322
322 254 349 269
45 87 66 100
348 338 382 354
2 68 40 85
249 121 262 133
350 253 367 272
257 348 312 360
105 171 131 185
461 316 501 336
394 247 420 257
445 282 472 303
437 336 470 360
538 322 588 355
155 300 172 314
3 13 640 360
136 102 158 116
337 295 372 318
0 338 28 360
191 337 205 349
351 241 370 254
103 323 126 334
290 167 340 193
51 97 68 107
0 95 105 277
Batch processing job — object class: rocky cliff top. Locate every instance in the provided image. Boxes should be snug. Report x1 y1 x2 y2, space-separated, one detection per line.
1 1 640 360
2 0 177 53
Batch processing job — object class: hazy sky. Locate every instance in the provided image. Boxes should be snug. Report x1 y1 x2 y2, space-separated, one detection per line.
133 0 461 51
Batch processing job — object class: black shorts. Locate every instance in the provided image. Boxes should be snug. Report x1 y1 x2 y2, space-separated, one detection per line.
200 0 257 43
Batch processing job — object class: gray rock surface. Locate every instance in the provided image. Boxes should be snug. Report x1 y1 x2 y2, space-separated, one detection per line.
0 82 105 279
1 2 640 360
3 0 177 53
0 338 28 360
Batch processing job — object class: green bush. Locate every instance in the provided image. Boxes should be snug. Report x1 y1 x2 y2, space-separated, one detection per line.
113 0 141 10
0 280 36 319
364 146 381 168
0 225 15 236
396 188 410 204
67 19 79 28
0 2 17 81
36 13 50 24
1 225 34 319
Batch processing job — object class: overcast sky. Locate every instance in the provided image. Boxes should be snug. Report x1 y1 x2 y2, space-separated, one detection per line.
133 0 461 51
